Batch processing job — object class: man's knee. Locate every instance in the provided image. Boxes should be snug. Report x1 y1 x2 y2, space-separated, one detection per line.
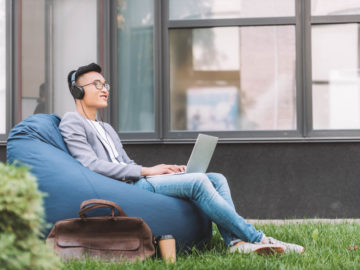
207 172 228 187
190 173 213 199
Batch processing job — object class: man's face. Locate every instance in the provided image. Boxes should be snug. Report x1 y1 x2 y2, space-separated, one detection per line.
77 71 109 109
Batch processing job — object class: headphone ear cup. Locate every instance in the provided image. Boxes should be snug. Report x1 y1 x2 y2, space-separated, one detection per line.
71 85 84 99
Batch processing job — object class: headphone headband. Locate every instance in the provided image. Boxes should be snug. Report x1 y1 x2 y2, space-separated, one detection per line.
71 71 77 86
70 71 84 99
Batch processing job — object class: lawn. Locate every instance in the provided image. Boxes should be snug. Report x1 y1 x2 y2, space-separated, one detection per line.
62 221 360 270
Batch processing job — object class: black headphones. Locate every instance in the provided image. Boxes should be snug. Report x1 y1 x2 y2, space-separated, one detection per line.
70 71 85 99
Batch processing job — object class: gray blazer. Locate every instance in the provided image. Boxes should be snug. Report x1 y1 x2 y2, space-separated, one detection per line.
59 111 142 181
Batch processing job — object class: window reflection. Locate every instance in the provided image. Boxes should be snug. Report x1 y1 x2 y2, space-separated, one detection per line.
312 24 360 129
21 0 46 119
312 0 360 16
170 26 296 131
169 0 295 20
117 0 155 132
20 0 98 121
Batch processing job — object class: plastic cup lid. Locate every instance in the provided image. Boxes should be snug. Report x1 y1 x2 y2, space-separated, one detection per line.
157 234 175 241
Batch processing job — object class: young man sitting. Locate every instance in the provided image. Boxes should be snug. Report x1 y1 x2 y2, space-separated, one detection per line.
59 63 305 255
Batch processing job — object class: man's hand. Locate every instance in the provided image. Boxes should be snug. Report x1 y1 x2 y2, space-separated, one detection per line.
141 164 186 176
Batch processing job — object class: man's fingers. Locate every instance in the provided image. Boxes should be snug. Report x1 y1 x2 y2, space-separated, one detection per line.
169 166 178 172
175 165 186 172
165 169 174 174
158 164 186 174
172 165 186 172
165 164 176 171
176 165 184 172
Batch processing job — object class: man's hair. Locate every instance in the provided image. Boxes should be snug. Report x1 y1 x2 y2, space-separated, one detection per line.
67 63 102 91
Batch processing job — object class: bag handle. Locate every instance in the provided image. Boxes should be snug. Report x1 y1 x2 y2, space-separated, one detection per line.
78 199 128 218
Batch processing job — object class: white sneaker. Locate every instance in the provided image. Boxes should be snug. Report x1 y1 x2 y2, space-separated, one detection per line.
263 237 305 254
230 241 285 255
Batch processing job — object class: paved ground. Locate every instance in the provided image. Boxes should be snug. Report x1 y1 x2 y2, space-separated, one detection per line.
247 219 360 224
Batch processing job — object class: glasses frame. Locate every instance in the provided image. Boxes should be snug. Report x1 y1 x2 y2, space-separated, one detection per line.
81 80 110 91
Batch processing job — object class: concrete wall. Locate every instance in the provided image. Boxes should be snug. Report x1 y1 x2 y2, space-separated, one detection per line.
1 142 359 219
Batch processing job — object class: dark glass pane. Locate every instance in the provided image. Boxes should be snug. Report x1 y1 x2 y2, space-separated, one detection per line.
117 0 155 132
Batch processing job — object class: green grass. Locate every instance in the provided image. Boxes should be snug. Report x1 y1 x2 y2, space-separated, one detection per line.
62 222 360 270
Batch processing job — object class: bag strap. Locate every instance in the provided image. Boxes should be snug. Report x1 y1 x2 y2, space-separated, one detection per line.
79 199 128 218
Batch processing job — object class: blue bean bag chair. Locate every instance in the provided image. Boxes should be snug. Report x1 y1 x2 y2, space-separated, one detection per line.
6 114 211 250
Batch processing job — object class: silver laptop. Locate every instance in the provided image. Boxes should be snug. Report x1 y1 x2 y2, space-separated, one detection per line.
148 133 218 177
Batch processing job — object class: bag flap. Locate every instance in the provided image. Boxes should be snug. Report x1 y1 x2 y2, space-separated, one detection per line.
53 218 145 251
56 238 140 251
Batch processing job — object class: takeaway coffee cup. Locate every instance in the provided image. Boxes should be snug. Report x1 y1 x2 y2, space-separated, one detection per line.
158 235 176 263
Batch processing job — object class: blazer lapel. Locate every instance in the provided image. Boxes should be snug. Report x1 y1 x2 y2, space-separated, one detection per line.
84 119 109 153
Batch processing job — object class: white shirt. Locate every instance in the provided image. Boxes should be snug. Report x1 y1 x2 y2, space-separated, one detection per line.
87 120 125 165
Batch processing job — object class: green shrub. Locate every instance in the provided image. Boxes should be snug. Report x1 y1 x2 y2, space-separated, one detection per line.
0 162 61 270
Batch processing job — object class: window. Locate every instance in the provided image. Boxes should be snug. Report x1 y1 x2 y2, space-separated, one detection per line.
309 0 360 135
165 0 297 139
20 0 46 120
311 0 360 16
17 0 98 123
0 0 5 135
169 26 296 131
116 0 155 133
169 0 295 20
312 24 360 130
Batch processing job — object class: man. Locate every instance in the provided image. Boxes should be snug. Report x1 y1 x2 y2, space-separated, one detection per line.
59 63 304 255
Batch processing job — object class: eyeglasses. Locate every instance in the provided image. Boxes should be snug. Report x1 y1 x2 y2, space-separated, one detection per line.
81 80 110 91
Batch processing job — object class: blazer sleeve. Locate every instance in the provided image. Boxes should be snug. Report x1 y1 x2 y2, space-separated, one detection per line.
59 114 142 180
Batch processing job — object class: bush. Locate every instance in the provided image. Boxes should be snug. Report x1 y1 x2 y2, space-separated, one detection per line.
0 162 61 270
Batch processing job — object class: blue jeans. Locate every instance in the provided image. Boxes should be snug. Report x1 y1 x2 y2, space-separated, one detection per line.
134 172 263 245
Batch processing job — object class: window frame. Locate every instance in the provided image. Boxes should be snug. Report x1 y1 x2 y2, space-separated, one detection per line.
162 0 304 141
97 0 110 123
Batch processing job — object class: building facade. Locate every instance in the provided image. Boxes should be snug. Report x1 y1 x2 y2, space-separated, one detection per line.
1 0 360 218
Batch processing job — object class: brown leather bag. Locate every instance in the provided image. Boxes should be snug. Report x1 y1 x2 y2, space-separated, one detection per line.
46 199 155 261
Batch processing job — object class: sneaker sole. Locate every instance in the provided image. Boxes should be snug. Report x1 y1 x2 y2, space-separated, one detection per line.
284 247 306 254
254 246 285 256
